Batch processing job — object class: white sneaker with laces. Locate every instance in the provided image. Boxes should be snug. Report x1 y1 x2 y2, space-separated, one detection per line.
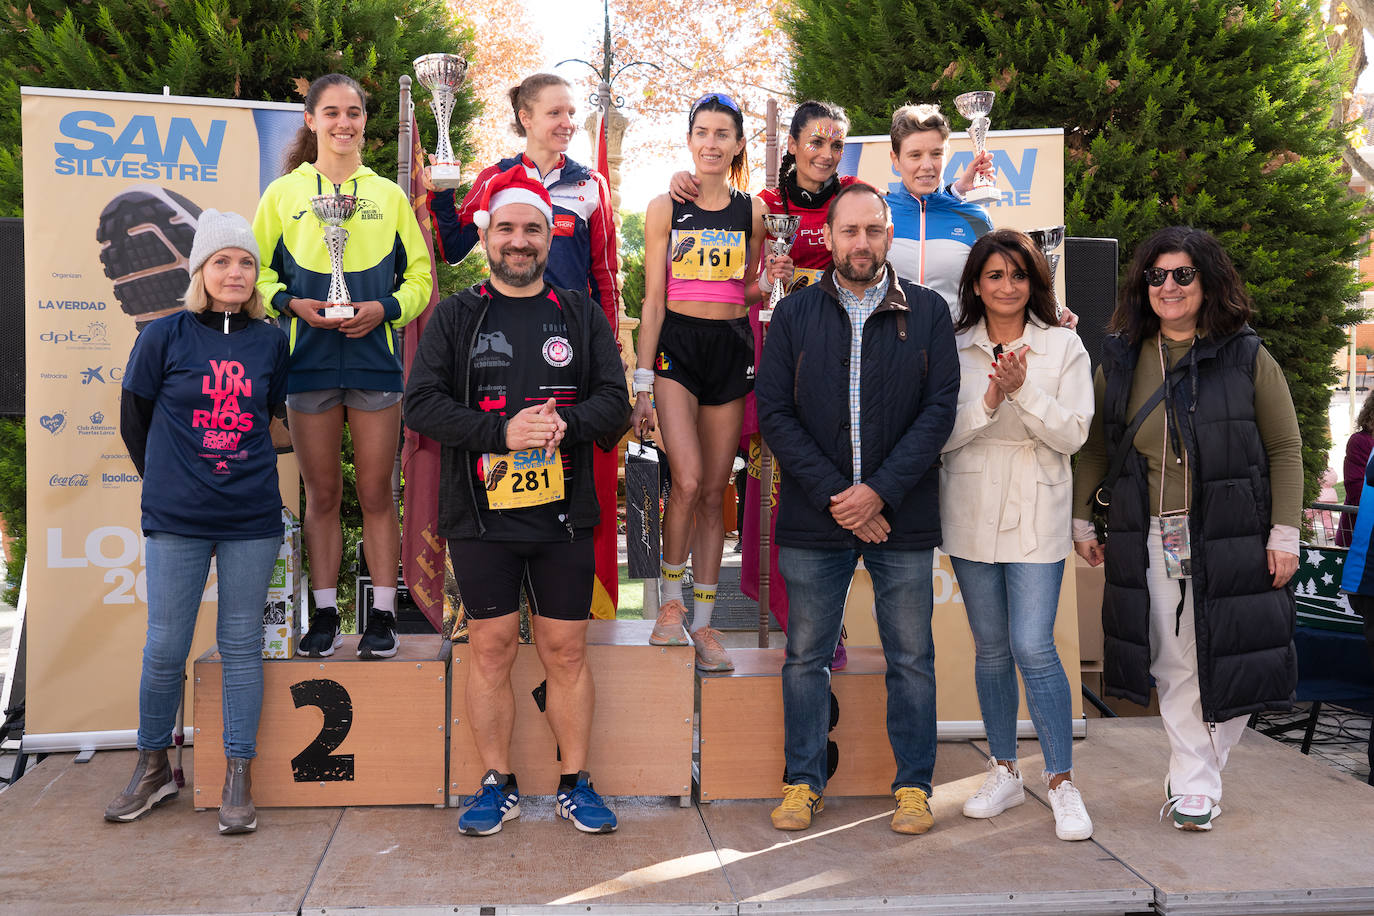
962 759 1025 818
1047 779 1093 840
1161 792 1220 831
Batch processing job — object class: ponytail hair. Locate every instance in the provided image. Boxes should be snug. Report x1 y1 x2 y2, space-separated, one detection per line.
282 74 368 175
779 100 848 211
509 73 572 137
688 94 749 190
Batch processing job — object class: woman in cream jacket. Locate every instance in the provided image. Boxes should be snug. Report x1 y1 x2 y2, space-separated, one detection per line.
940 228 1094 841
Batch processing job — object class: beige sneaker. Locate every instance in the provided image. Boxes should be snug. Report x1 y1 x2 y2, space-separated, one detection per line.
649 599 689 646
690 626 734 671
771 783 823 830
892 786 934 835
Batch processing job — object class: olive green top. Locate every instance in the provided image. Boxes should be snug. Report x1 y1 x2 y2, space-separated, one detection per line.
1072 335 1303 528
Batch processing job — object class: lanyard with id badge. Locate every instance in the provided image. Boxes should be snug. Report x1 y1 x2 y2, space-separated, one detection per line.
670 228 747 282
480 447 564 510
1158 336 1193 579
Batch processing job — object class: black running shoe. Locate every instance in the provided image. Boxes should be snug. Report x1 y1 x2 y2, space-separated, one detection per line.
297 608 342 658
358 610 398 659
96 185 201 327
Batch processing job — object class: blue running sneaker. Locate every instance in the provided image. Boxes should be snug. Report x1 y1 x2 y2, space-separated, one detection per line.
459 770 520 836
555 772 618 833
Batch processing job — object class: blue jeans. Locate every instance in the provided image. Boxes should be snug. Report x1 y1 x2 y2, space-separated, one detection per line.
138 531 279 759
778 546 936 794
949 557 1073 775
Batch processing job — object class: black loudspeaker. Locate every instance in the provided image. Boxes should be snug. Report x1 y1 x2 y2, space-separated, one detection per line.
0 218 23 418
1064 237 1118 373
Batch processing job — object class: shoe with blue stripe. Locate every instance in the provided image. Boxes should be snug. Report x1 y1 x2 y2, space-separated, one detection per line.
459 770 520 836
556 772 618 833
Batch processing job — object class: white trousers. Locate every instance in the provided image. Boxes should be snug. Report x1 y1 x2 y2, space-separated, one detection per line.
1147 518 1249 801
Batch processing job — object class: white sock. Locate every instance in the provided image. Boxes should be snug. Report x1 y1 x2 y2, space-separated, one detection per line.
372 586 397 613
692 582 717 631
312 588 338 611
660 560 687 604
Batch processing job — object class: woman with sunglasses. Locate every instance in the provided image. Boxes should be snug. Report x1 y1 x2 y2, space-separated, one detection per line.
633 92 765 672
942 229 1094 841
673 100 856 667
1071 226 1301 832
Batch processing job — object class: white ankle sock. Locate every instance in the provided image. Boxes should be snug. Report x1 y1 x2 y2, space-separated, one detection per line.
371 586 397 613
312 588 338 611
692 582 717 631
660 560 687 604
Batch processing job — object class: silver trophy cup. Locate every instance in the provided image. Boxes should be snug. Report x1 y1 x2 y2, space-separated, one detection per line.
310 193 359 319
1028 225 1066 322
414 53 470 190
953 90 1001 203
762 213 802 312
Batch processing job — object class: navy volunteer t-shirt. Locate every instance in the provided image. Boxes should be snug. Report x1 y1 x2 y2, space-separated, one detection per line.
469 283 587 542
122 310 289 539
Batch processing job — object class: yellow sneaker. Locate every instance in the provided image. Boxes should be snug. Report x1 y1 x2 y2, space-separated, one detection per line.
691 626 734 671
892 786 934 835
771 783 824 830
649 599 689 646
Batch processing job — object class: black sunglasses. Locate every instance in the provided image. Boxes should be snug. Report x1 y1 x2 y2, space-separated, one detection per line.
1144 266 1200 287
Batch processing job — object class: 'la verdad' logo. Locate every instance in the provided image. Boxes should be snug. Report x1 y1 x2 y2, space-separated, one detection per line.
53 111 226 182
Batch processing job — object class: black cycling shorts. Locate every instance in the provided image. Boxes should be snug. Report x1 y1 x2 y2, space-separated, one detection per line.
447 538 594 621
654 310 754 406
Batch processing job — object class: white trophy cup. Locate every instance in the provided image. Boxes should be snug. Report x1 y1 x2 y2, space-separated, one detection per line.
953 90 1002 203
761 213 802 320
1028 225 1066 322
311 193 358 319
414 53 470 190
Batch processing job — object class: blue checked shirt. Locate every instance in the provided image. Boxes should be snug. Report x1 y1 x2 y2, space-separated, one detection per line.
835 272 890 485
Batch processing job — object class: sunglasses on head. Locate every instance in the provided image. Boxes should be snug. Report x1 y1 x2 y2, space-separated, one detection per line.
690 93 741 117
1144 266 1200 287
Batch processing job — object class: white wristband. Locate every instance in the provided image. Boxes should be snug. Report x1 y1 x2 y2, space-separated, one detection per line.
758 273 774 294
632 368 655 395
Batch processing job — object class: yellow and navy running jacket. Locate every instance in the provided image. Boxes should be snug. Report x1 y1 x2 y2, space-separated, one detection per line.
253 162 433 393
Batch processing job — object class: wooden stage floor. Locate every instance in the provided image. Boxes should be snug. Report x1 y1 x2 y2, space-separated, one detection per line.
3 718 1373 915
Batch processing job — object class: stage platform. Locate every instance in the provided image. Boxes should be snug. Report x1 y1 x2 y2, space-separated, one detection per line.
2 718 1373 915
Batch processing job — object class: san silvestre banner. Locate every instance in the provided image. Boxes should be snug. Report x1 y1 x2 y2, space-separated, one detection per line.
22 87 302 750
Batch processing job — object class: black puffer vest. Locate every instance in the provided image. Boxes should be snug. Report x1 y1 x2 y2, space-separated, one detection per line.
1099 328 1296 722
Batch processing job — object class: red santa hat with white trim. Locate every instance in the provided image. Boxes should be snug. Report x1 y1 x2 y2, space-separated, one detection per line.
472 168 554 229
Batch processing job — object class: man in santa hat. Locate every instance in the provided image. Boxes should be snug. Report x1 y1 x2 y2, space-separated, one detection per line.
404 169 630 835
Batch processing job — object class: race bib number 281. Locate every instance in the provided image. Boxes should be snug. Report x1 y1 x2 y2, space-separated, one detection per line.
481 448 565 510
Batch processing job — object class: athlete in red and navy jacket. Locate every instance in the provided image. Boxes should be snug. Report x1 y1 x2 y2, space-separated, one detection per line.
427 154 620 335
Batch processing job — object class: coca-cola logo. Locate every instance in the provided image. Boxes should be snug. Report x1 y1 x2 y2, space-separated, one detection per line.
49 473 90 487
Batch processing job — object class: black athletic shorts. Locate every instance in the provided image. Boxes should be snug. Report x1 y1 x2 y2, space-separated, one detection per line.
447 538 594 621
653 310 754 406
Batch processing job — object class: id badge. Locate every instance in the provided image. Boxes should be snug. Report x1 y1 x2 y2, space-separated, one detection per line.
1160 513 1192 579
669 229 747 282
480 448 564 510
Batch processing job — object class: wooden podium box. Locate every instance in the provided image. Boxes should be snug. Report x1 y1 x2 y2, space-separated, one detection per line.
449 619 693 803
193 635 449 808
697 647 897 801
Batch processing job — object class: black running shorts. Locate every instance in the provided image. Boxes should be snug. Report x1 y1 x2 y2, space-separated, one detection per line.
653 310 754 406
447 538 595 621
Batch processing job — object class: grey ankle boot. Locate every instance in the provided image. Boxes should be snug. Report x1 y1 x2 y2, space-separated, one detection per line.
104 748 177 822
218 757 257 834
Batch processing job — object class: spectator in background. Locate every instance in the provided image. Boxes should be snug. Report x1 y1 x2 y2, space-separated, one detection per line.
1339 389 1374 546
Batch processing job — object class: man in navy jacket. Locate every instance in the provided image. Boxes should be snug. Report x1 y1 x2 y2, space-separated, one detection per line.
756 182 959 834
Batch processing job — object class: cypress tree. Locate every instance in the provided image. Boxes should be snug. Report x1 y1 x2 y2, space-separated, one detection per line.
0 0 476 216
786 0 1371 502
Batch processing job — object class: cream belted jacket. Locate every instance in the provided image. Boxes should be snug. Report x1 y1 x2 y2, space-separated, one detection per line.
939 315 1094 563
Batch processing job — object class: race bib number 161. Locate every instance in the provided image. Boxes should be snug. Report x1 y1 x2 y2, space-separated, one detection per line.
669 228 747 282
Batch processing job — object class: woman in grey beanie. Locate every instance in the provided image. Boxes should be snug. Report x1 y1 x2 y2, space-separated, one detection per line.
105 209 290 836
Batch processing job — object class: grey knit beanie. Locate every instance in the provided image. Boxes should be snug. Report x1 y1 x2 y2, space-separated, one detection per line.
188 209 260 275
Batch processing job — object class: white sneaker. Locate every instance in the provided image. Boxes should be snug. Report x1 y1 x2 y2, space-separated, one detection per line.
962 760 1025 818
1047 779 1093 840
1161 792 1220 831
